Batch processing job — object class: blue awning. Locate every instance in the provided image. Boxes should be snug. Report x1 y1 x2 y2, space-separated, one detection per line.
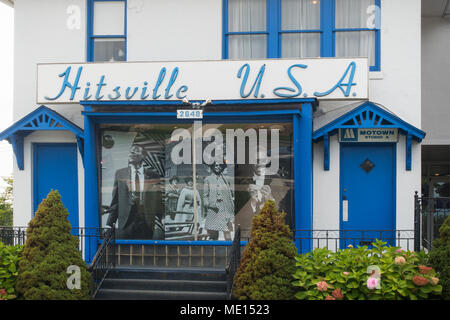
313 101 425 171
0 106 84 170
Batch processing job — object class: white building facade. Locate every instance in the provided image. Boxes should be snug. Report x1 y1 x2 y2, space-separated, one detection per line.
1 0 435 263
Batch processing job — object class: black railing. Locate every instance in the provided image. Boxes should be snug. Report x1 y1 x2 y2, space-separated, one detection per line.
87 226 116 299
0 226 109 263
294 229 416 253
0 226 27 246
225 225 241 300
415 192 450 251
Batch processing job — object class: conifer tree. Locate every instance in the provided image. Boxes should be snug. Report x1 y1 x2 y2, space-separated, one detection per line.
15 190 90 300
428 216 450 300
233 200 297 300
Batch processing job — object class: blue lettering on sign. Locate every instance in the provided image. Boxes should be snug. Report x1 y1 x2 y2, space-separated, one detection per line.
273 64 307 98
45 61 360 102
108 86 121 100
314 62 357 97
237 64 266 98
45 66 82 101
45 66 190 102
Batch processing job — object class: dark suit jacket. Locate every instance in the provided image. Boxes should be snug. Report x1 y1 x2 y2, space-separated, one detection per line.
107 166 164 238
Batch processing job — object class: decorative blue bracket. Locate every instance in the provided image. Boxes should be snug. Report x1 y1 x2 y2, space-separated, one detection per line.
0 106 84 170
313 101 426 171
406 134 412 171
323 133 330 171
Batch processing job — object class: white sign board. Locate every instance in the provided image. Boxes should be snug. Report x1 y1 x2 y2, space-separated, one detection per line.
37 58 369 104
340 128 399 143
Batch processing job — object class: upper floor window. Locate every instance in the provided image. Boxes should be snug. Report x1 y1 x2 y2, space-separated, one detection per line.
87 0 127 62
223 0 381 71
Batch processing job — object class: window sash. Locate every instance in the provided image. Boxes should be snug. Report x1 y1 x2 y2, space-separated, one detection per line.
223 0 380 71
87 0 127 62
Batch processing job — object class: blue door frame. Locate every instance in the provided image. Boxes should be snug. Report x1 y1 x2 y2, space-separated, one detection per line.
339 142 396 248
82 100 314 261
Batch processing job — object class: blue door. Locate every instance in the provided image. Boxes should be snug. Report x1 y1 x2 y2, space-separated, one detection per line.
33 143 79 229
340 144 396 248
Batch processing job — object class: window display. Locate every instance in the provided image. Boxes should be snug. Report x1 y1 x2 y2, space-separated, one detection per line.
100 122 294 241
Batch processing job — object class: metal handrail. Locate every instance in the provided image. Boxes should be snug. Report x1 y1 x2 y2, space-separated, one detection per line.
87 225 116 299
225 224 241 300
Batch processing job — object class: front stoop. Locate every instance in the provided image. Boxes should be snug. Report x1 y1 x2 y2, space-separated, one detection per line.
94 267 227 300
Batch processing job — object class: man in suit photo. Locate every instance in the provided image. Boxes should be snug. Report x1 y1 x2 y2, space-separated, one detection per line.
106 143 165 240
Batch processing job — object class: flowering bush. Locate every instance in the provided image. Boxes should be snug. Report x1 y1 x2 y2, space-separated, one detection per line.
0 242 23 300
292 240 442 300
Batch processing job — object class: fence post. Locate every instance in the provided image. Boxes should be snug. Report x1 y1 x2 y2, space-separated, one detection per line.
414 191 421 252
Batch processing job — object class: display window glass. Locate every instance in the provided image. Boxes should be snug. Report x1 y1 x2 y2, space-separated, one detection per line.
99 122 294 241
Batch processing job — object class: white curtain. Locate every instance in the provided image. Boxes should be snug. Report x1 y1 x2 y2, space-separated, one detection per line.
228 0 267 59
335 0 375 66
281 0 321 58
281 0 321 30
94 39 125 62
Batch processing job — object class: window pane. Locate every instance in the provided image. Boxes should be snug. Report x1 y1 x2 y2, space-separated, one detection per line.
228 0 266 32
100 122 294 241
93 38 125 62
335 0 375 29
281 32 320 58
281 0 321 30
335 31 375 66
94 1 125 35
228 34 267 59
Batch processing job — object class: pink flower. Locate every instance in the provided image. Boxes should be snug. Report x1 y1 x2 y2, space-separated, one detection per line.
332 288 344 300
367 277 378 290
325 295 336 300
317 281 329 292
418 265 433 275
0 289 6 296
395 256 406 265
413 276 428 286
396 249 403 253
343 272 349 276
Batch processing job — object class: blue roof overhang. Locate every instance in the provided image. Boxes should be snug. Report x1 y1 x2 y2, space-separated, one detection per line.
0 106 84 170
312 101 426 171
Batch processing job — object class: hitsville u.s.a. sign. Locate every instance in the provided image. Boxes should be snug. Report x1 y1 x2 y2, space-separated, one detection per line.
36 58 369 104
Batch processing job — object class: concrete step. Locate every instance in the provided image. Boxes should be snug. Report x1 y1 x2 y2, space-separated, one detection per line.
93 267 228 300
107 267 227 282
101 278 227 292
95 288 227 300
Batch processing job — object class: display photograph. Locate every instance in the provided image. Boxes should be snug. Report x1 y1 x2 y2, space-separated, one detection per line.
99 123 294 241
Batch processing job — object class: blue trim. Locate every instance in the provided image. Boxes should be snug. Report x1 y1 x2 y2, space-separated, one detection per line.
222 0 380 70
406 134 412 171
294 103 313 254
87 0 127 62
267 0 279 58
323 133 330 171
222 0 228 59
84 115 100 261
81 98 317 106
0 106 85 170
313 101 425 171
113 240 248 246
82 100 313 250
313 101 425 142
